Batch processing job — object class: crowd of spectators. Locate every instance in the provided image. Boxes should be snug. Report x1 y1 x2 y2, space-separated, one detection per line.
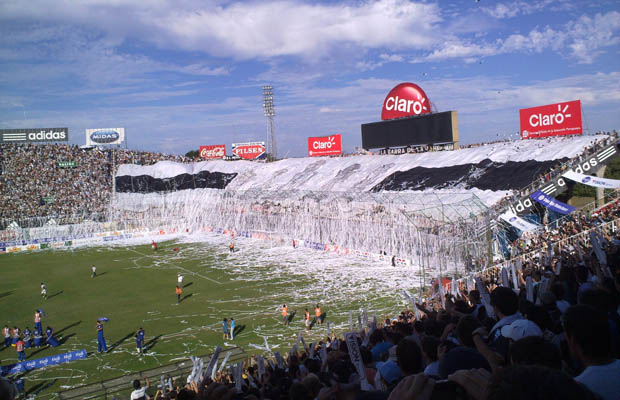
104 202 618 400
0 144 190 222
1 187 617 400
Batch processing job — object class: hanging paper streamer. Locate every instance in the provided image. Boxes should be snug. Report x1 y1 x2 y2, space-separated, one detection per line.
345 333 374 391
501 268 510 288
203 346 222 379
257 356 265 382
526 276 534 303
349 311 353 332
475 276 494 319
218 351 231 373
511 262 519 290
500 211 540 232
363 309 368 327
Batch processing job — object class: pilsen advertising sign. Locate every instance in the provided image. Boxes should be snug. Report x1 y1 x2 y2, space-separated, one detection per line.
520 100 582 139
200 144 226 159
232 141 266 160
381 83 431 120
308 134 342 157
0 128 68 143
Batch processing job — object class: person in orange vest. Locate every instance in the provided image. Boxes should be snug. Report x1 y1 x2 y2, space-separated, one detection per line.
229 241 235 253
304 308 311 331
281 304 289 326
315 304 322 325
16 337 26 361
175 285 182 304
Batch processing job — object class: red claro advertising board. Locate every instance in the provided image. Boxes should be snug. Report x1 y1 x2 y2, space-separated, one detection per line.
520 100 582 139
232 141 266 160
199 144 226 159
308 134 342 157
381 82 431 120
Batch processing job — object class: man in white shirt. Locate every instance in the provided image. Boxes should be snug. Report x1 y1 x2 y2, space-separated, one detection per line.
130 378 150 400
564 305 620 400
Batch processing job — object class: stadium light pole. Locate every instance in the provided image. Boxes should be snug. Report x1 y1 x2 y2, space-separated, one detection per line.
262 85 276 160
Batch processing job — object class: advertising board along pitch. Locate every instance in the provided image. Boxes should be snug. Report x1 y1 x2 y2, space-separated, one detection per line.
85 128 125 145
200 144 226 159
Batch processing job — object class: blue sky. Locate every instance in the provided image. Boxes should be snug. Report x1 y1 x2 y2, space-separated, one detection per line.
0 0 619 156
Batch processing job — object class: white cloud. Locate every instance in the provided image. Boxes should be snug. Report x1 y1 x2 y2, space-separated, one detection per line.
482 0 569 19
416 11 620 64
0 0 442 59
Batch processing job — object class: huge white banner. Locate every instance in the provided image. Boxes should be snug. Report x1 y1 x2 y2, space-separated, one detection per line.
563 170 620 189
85 128 125 146
500 211 540 232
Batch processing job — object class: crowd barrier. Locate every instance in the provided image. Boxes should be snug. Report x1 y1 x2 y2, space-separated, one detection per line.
0 223 413 266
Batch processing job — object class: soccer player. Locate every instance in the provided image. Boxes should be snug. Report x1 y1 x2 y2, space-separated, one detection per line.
96 320 107 353
34 310 42 333
175 286 182 304
23 327 32 348
222 318 229 340
304 308 311 331
230 318 236 340
136 327 145 355
315 304 322 324
91 264 97 278
40 283 47 299
2 325 9 347
45 326 60 347
33 328 44 347
11 327 20 346
229 241 235 253
16 337 25 361
152 240 158 251
281 304 289 326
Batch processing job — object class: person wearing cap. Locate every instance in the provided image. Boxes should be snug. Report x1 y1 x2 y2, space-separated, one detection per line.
499 319 543 342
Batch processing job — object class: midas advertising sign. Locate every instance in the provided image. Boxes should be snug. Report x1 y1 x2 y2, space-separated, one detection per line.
0 128 68 143
232 141 266 160
85 128 125 145
200 144 226 159
381 83 431 120
520 100 582 139
308 134 342 157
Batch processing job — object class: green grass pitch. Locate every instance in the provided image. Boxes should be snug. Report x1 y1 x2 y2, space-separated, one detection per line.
0 236 411 398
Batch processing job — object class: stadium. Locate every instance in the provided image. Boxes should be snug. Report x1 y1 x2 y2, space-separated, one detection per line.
2 2 620 400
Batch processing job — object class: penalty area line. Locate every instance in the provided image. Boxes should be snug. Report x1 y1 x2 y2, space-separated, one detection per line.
126 248 222 285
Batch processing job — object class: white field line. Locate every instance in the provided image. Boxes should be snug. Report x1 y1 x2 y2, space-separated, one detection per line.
127 248 222 285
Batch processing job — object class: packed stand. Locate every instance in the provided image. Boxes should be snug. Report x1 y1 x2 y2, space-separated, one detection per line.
120 207 619 400
0 144 191 222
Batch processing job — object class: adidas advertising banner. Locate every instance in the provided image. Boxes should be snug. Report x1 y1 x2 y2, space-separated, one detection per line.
530 190 576 215
85 128 125 146
0 128 68 143
563 170 620 189
500 211 539 232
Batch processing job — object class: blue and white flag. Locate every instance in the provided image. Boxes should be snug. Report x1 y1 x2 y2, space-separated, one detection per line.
500 211 540 232
530 191 576 215
97 317 109 322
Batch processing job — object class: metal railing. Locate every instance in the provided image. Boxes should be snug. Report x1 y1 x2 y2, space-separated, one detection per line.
57 347 247 400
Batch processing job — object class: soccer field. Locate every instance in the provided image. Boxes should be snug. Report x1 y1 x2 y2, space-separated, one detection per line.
0 233 422 398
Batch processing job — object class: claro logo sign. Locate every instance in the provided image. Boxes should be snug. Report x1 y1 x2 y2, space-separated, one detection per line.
520 100 582 139
308 134 342 157
381 83 431 120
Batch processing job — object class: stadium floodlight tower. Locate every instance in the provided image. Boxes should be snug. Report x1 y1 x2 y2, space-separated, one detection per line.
262 85 277 160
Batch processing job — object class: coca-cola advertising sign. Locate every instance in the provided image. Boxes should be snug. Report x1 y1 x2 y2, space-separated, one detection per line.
520 100 582 139
199 144 226 159
381 83 431 121
232 141 266 160
308 134 342 157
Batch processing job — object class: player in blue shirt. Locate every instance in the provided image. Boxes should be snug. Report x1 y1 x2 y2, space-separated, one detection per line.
136 327 145 355
222 318 229 340
230 318 236 340
96 321 107 353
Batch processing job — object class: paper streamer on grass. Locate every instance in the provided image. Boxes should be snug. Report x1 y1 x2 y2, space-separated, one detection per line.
344 333 374 391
